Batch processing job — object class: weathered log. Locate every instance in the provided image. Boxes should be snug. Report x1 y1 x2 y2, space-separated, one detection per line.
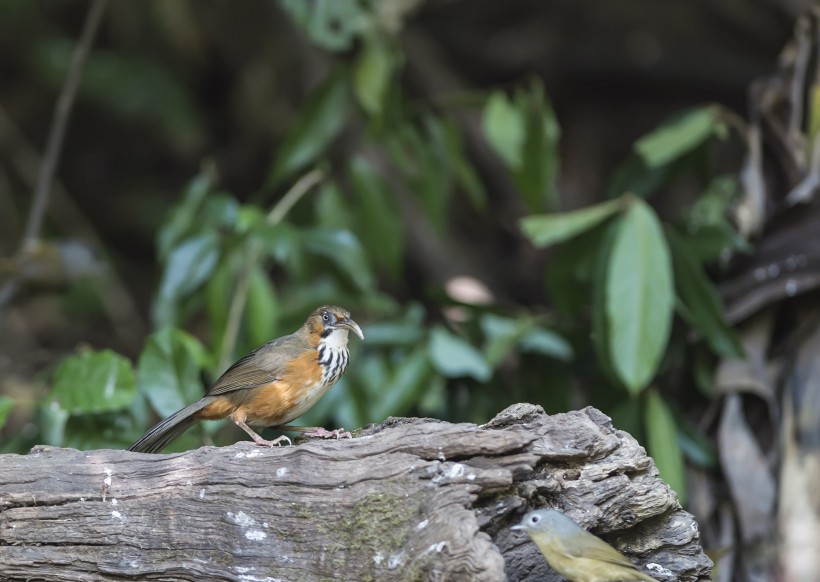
0 404 712 581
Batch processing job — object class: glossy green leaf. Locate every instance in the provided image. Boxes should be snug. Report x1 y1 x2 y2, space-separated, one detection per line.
634 105 727 169
0 396 14 430
301 227 374 290
51 350 137 414
268 68 351 187
137 327 205 418
245 267 279 347
644 390 686 504
521 198 622 248
482 91 525 169
349 156 402 278
606 200 674 393
429 326 491 381
354 32 394 117
667 230 744 358
591 220 620 386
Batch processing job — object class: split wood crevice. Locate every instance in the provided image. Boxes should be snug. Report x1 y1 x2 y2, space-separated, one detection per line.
0 403 712 581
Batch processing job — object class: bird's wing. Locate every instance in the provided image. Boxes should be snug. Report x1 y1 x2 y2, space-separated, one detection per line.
206 335 301 397
566 536 638 568
580 541 658 581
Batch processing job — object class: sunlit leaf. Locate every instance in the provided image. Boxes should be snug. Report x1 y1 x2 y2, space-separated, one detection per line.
429 326 491 381
268 68 352 187
644 390 686 504
606 199 674 393
521 198 622 248
667 230 744 358
482 90 525 169
137 327 205 418
51 350 137 414
634 105 727 169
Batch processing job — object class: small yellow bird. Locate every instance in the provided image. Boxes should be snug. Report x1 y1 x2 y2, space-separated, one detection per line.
512 509 659 582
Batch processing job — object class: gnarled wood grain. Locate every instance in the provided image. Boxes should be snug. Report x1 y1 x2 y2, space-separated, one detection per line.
0 404 712 581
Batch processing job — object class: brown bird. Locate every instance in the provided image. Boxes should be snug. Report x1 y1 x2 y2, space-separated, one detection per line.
512 509 659 582
129 305 364 453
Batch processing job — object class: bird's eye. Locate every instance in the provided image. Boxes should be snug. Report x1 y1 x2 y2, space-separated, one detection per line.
322 312 331 322
530 515 540 525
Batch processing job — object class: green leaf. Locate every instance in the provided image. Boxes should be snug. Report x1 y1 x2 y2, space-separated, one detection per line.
51 350 137 414
606 199 674 393
153 232 220 326
137 328 205 418
667 230 744 358
349 156 403 278
371 346 433 419
354 32 395 117
279 0 370 52
521 198 622 248
481 314 530 368
607 153 670 199
428 326 491 381
0 396 14 430
515 82 561 212
482 91 526 169
634 105 727 169
644 390 686 504
301 227 374 290
268 68 352 187
315 181 354 229
245 267 279 347
519 327 574 361
157 170 214 259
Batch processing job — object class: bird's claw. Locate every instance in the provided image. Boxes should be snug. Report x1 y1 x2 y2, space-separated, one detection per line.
253 434 292 447
303 427 352 440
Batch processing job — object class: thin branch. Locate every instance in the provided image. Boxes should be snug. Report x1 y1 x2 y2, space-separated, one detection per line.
22 0 109 247
217 169 324 372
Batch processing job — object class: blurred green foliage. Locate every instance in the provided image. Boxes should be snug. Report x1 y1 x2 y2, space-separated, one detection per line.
0 1 751 505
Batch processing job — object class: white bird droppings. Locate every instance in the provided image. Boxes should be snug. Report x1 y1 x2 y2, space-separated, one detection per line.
416 519 429 530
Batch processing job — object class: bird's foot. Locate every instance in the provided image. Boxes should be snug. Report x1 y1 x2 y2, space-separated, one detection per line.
303 427 352 440
252 433 292 447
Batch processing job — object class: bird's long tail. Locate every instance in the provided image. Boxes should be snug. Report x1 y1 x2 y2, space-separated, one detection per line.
128 398 212 453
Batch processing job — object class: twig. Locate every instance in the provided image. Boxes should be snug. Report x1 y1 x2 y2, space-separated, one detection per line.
217 169 324 372
22 0 109 247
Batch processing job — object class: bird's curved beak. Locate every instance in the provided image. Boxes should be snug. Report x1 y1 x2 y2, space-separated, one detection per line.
337 318 364 340
510 524 523 531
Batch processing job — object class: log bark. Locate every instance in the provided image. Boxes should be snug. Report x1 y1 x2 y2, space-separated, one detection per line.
0 404 712 581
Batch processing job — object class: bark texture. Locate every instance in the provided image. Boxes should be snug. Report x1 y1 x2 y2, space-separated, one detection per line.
0 404 712 581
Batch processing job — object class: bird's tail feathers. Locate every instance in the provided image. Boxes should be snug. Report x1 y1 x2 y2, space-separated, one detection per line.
128 399 211 453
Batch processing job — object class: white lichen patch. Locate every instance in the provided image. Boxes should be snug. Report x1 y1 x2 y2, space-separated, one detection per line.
245 530 267 541
199 489 205 499
646 563 672 576
111 510 125 522
103 468 112 487
227 511 258 527
276 467 288 478
387 551 405 570
373 552 384 566
235 449 263 459
415 519 429 530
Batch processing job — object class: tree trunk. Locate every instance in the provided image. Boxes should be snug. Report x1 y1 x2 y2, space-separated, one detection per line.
0 404 712 581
